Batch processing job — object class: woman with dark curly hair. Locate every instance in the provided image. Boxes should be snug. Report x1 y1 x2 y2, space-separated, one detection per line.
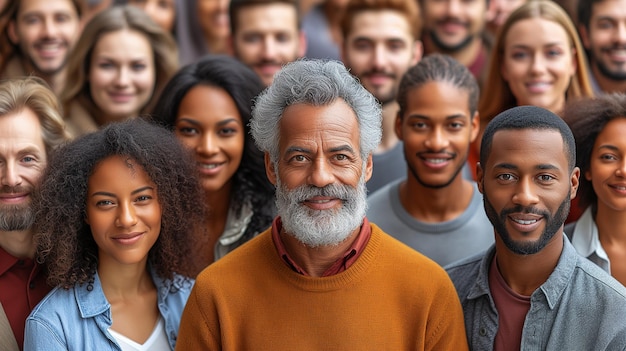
564 93 626 287
23 118 205 350
152 55 275 266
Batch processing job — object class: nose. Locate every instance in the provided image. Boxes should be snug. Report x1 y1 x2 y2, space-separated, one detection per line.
424 127 450 151
616 159 626 177
114 67 130 87
446 0 462 16
115 202 138 228
614 22 626 43
43 18 59 38
307 157 335 188
511 177 539 207
530 53 547 74
262 37 277 60
197 132 219 156
372 45 388 69
1 162 22 187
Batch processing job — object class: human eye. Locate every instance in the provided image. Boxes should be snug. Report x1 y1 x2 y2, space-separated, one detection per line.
276 32 292 43
410 121 428 130
21 155 36 163
131 62 147 71
289 154 308 163
55 13 71 23
599 153 618 161
22 15 40 25
537 174 555 183
95 199 115 208
596 19 615 30
135 195 153 203
97 61 115 70
496 173 516 183
243 33 261 44
448 121 465 130
545 47 563 58
177 126 199 136
352 39 372 51
218 127 238 136
510 50 528 60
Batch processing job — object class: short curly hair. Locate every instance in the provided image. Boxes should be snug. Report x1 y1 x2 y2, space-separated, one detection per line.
34 118 205 288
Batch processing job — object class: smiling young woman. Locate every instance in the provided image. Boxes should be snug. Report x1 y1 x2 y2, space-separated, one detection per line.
23 118 204 350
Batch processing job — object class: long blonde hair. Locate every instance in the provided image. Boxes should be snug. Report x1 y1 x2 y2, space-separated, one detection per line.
478 0 593 127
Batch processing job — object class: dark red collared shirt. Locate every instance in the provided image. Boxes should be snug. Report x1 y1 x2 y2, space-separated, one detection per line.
271 216 371 276
0 246 50 349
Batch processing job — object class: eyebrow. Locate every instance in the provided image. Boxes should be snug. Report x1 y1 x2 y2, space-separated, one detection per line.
285 144 356 155
493 163 559 171
91 186 154 198
408 114 467 120
176 117 241 127
597 144 619 152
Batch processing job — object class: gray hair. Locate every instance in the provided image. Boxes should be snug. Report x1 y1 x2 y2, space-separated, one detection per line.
250 60 382 163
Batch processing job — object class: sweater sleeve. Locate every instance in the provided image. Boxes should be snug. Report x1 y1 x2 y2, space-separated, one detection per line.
424 275 470 351
175 281 220 351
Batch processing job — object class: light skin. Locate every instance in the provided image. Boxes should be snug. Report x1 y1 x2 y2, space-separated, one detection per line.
88 29 156 125
128 0 176 32
502 18 577 113
230 3 306 86
396 81 479 222
86 155 161 344
0 109 46 259
341 10 422 152
477 129 579 295
586 118 626 286
421 0 486 66
264 99 373 277
7 0 80 93
198 0 231 54
174 84 245 262
579 0 626 93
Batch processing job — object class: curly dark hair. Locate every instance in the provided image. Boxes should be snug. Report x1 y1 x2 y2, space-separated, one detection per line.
34 118 205 288
152 54 275 248
563 93 626 211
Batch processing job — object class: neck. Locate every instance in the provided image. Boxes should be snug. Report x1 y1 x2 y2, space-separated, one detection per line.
0 229 35 259
280 227 359 277
376 101 400 153
592 65 626 94
20 58 65 96
400 176 473 222
595 203 626 245
98 257 153 299
493 232 563 296
423 35 482 68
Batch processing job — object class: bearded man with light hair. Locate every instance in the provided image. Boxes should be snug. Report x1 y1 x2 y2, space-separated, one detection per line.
175 59 468 350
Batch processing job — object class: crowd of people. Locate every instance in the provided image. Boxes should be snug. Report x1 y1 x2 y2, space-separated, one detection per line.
1 0 626 350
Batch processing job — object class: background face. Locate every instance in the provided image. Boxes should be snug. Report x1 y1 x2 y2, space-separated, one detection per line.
421 0 487 52
342 10 420 105
128 0 176 32
232 3 303 86
88 29 156 123
502 17 576 112
588 118 626 213
9 0 80 75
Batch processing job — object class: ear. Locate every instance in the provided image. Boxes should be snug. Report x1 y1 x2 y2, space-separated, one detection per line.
264 152 277 185
363 153 373 182
395 112 404 140
578 25 591 50
469 111 480 143
570 166 580 199
8 20 19 45
476 162 484 194
411 40 423 66
297 31 307 58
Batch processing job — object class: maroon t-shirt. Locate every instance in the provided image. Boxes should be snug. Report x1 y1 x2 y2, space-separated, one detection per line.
489 255 531 351
0 247 50 349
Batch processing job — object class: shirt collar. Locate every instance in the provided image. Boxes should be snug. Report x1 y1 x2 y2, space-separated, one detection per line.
0 246 22 276
271 216 371 276
571 207 609 261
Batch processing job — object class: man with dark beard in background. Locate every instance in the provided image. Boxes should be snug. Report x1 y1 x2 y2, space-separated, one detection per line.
175 59 469 350
446 106 626 350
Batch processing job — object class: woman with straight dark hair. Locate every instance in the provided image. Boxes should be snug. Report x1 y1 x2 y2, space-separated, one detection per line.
152 54 275 268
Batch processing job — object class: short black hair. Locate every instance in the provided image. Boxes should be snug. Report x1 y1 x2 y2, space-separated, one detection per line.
397 54 479 118
564 94 626 210
480 105 576 171
578 0 604 29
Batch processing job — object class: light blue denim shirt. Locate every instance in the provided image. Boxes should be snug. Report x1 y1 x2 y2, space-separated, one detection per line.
23 268 193 350
446 236 626 351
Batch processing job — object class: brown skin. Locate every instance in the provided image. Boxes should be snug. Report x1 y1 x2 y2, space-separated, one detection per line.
477 129 579 295
264 100 373 277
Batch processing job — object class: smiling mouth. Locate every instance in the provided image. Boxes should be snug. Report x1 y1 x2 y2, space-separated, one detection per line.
199 162 224 169
511 218 538 225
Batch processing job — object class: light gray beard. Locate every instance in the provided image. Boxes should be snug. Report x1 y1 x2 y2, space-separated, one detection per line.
275 175 368 248
0 204 34 231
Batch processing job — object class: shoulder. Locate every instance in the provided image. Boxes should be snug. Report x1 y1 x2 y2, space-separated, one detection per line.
445 251 488 294
573 256 626 299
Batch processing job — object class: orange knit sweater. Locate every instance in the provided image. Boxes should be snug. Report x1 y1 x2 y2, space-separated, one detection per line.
176 223 469 350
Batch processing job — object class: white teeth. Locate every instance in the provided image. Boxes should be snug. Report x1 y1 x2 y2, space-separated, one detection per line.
427 158 447 164
200 163 221 169
615 186 626 190
512 218 537 225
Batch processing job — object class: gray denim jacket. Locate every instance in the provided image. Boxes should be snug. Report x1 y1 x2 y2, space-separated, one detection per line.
446 236 626 351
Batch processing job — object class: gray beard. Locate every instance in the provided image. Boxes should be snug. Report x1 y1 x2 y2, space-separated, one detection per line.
275 174 368 248
0 204 34 231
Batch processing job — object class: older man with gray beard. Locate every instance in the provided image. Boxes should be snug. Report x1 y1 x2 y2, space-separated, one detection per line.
175 59 469 351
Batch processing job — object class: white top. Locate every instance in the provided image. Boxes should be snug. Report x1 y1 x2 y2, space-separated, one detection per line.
109 317 170 351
